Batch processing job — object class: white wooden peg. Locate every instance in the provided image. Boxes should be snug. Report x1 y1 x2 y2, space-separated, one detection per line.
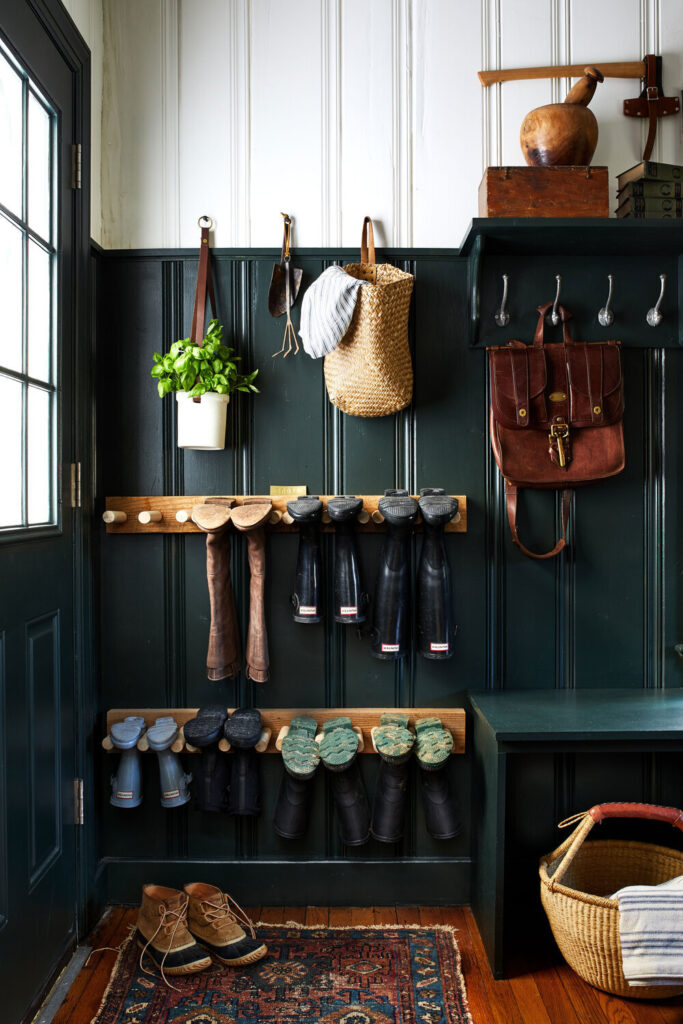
282 512 294 525
137 733 150 752
101 733 115 751
275 725 290 751
103 510 127 524
269 510 283 525
218 737 231 753
321 509 331 524
370 726 380 754
171 726 186 754
255 728 272 753
138 510 162 524
176 509 192 523
372 509 384 524
353 726 365 752
357 509 370 524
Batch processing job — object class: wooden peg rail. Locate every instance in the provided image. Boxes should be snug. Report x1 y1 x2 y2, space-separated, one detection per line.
104 708 466 755
102 495 467 535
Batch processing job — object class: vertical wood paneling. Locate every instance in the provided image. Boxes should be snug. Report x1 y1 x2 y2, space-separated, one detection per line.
499 0 553 167
26 612 61 888
0 632 6 931
320 0 341 247
161 0 180 248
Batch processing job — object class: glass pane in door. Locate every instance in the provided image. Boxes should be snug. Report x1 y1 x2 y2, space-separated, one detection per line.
0 215 23 373
27 385 51 524
28 91 51 242
28 240 52 383
0 51 22 217
0 375 23 527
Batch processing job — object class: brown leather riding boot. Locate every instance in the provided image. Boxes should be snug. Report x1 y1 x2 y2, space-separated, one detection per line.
136 884 212 977
184 882 268 965
231 500 272 683
192 500 242 681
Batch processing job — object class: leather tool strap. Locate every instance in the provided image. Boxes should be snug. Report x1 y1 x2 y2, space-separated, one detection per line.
190 222 217 347
623 55 681 162
533 302 573 346
360 216 376 265
505 481 572 560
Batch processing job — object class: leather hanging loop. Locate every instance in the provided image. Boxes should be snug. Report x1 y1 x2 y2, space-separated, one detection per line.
190 217 217 348
623 54 681 162
360 216 376 265
533 302 574 347
505 482 572 560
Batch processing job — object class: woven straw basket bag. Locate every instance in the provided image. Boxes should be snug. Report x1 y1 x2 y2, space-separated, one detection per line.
324 217 414 417
539 802 683 999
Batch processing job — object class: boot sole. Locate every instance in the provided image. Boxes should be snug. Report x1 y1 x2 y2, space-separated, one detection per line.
136 938 212 975
195 939 268 966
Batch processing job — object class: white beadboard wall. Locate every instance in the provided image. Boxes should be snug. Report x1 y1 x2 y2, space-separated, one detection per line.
98 0 683 250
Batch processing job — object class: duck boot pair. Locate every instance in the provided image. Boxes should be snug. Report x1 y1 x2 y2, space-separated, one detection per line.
320 717 370 846
184 706 230 812
273 716 320 839
110 716 146 808
224 708 262 816
287 497 323 622
415 717 461 840
370 713 415 843
371 490 418 659
416 489 458 660
136 883 266 982
147 717 192 808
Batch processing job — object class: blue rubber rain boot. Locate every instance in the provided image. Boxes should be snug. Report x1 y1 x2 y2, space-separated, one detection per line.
327 496 369 624
147 717 192 808
370 490 419 660
110 716 146 808
287 496 323 623
416 489 458 660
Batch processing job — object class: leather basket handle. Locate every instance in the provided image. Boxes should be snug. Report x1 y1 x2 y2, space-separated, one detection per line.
590 802 683 829
360 216 376 265
505 482 572 560
533 302 573 347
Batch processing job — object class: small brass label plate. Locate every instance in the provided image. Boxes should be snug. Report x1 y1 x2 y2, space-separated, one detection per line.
549 391 567 402
270 485 308 496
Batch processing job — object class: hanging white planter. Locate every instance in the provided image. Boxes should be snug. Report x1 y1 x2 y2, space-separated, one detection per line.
176 392 229 450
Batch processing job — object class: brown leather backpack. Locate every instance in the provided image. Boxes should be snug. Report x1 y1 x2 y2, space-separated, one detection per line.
488 302 625 559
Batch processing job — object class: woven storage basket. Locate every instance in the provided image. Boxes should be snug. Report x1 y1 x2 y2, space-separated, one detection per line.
539 802 683 998
324 217 414 418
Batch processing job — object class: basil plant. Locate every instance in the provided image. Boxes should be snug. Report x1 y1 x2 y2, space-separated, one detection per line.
151 319 259 399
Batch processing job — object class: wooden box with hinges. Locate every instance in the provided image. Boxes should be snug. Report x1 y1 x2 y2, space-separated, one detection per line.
479 166 609 218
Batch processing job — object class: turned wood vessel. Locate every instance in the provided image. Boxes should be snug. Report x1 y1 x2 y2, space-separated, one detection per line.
520 66 604 166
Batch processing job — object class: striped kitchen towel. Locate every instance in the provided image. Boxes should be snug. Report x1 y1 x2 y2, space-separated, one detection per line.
299 265 364 359
613 874 683 986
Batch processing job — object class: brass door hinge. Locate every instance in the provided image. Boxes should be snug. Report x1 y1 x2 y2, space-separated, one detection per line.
71 143 82 190
70 462 81 508
73 779 84 825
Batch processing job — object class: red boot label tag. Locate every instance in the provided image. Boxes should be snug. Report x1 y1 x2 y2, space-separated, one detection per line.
381 643 400 653
340 606 358 615
430 642 449 652
116 791 134 800
299 606 317 615
163 789 180 799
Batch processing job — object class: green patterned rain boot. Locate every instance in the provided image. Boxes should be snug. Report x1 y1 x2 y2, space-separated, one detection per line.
274 716 321 840
320 718 370 846
371 713 415 843
415 717 460 841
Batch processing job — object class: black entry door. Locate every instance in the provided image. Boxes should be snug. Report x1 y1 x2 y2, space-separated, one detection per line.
0 3 88 1021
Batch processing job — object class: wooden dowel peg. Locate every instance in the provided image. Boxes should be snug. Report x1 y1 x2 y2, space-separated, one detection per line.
137 733 150 752
275 725 290 751
102 734 115 751
321 509 332 524
370 726 380 754
103 510 127 524
353 726 365 752
218 738 231 753
269 510 283 525
255 728 272 753
282 512 294 525
184 738 200 754
357 509 370 524
171 726 186 754
371 510 384 524
138 510 162 524
176 509 192 523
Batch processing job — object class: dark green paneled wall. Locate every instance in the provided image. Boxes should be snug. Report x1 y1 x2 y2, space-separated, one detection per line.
94 243 681 906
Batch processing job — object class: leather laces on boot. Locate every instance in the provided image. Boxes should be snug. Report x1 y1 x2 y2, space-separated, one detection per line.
201 891 256 939
139 894 190 991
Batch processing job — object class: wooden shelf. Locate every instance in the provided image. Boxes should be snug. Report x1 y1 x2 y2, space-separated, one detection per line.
102 495 468 534
104 707 466 755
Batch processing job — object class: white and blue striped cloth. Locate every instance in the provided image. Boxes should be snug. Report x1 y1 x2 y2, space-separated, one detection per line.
299 265 364 359
613 874 683 986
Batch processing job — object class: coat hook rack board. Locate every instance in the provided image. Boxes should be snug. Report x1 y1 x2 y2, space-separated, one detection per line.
102 496 468 534
104 707 466 755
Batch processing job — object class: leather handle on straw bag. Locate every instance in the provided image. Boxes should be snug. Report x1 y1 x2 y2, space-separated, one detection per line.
360 216 376 265
589 802 683 828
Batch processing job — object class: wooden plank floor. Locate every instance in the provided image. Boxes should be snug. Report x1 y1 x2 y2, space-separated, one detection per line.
50 906 683 1024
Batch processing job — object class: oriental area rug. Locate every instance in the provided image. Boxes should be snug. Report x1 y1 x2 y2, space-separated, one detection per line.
91 922 472 1024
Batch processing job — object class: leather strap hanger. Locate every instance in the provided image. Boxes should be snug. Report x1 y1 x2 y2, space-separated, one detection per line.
190 217 217 348
505 482 572 560
623 55 681 162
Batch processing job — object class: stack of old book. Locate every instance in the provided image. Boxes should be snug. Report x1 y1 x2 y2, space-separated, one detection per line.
616 161 683 219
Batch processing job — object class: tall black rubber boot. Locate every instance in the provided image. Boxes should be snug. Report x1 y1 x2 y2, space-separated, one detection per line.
287 496 323 623
273 773 316 839
184 705 230 812
327 496 368 624
370 490 418 659
418 764 461 840
371 760 410 843
224 709 262 816
416 489 459 660
329 762 371 846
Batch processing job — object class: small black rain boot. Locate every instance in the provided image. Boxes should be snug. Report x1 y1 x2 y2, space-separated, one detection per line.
287 497 324 623
370 490 419 659
416 489 458 660
319 718 370 846
327 496 368 624
224 708 262 816
274 716 320 839
370 713 415 843
184 705 230 812
415 717 461 840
